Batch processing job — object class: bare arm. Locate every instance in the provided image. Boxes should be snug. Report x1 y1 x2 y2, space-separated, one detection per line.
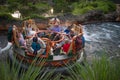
78 24 83 36
13 28 19 47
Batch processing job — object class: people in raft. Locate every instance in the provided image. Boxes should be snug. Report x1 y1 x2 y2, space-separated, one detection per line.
30 36 46 55
48 17 63 32
0 24 20 54
71 21 85 49
18 27 27 49
25 24 36 36
31 37 41 55
23 19 39 37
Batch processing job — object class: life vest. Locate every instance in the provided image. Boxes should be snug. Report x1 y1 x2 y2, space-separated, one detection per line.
7 26 13 42
28 37 46 55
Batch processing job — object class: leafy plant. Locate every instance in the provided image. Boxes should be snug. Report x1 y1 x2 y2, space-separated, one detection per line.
66 56 120 80
22 14 46 21
72 0 116 15
0 13 20 23
0 57 60 80
53 0 70 13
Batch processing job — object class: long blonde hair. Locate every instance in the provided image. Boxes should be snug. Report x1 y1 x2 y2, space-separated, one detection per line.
71 21 83 35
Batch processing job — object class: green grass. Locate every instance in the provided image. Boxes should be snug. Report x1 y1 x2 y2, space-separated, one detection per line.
0 54 120 80
66 56 120 80
0 57 60 80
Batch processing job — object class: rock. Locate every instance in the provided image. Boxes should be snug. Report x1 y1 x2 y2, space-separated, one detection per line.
104 12 118 21
116 16 120 21
83 10 104 21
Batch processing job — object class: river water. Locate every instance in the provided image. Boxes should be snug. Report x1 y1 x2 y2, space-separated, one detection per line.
83 22 120 60
0 22 120 61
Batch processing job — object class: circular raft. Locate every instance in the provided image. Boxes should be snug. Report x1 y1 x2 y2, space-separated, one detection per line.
8 30 86 73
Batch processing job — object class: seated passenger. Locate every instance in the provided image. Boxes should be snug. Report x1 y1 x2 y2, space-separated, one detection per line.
0 25 19 54
18 27 27 49
64 26 73 34
26 24 36 36
64 20 72 33
51 22 62 32
61 39 71 54
31 37 41 55
49 18 62 32
71 21 85 48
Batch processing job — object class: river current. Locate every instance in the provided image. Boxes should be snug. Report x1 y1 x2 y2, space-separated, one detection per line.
83 22 120 60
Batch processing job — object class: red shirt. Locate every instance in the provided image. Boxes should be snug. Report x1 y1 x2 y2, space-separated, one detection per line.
62 43 70 53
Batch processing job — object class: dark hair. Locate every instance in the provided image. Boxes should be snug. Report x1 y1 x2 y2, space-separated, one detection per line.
33 37 38 42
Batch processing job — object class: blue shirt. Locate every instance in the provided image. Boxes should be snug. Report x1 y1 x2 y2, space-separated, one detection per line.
64 29 70 34
51 26 61 32
31 42 41 51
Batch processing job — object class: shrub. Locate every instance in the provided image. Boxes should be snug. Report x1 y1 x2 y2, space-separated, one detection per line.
53 0 71 13
0 13 20 23
95 1 116 13
72 0 116 15
66 56 120 80
0 57 61 80
73 5 95 15
0 5 9 13
22 14 46 21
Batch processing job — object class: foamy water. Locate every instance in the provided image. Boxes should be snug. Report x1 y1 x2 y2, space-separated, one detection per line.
83 22 120 58
83 22 120 43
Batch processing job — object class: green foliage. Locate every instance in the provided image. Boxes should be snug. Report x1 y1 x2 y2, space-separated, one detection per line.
35 2 50 10
53 0 71 13
21 2 50 17
0 52 120 80
5 0 50 17
7 0 22 12
72 0 116 15
0 5 9 13
95 1 116 13
23 14 46 20
0 57 60 80
0 13 19 23
73 5 95 15
66 56 120 80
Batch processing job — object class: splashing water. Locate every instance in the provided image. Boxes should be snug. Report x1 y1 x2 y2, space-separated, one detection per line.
83 22 120 59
